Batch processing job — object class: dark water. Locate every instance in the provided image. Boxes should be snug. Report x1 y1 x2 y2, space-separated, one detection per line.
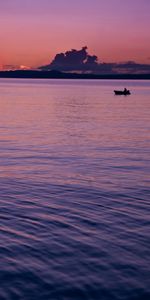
0 79 150 300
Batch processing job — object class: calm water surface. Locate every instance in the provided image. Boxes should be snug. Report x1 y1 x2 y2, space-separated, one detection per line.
0 79 150 300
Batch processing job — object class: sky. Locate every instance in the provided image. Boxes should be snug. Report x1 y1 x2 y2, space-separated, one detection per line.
0 0 150 70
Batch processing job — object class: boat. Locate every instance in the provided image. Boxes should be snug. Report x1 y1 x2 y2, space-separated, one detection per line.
114 89 131 95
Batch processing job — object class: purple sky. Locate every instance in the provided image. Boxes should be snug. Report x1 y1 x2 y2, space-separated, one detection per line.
0 0 150 69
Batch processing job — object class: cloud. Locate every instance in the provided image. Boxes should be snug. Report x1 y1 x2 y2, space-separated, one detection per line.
113 61 150 74
39 47 150 74
1 64 30 71
1 64 19 71
39 47 102 73
19 65 30 70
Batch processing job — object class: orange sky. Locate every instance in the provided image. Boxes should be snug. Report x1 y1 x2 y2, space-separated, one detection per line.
0 0 150 70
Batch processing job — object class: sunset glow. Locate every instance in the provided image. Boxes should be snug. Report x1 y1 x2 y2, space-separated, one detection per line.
0 0 150 70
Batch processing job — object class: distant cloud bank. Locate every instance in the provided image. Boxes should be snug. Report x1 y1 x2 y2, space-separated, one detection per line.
39 47 150 74
1 47 150 74
1 64 30 71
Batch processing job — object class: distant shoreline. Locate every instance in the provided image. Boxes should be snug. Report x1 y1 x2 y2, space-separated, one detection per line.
0 70 150 80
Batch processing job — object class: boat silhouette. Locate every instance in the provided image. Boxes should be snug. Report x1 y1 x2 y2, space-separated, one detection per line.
114 88 131 95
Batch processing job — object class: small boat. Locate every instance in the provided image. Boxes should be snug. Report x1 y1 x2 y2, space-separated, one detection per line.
114 89 131 95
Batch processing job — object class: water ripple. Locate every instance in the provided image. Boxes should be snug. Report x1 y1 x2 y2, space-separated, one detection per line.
0 79 150 300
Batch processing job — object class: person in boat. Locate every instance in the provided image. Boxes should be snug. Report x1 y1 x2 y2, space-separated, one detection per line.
124 88 127 92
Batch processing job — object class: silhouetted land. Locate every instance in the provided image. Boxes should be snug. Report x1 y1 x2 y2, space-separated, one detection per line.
0 70 150 80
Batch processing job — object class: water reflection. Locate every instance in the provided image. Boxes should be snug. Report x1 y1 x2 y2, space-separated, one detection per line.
0 79 150 300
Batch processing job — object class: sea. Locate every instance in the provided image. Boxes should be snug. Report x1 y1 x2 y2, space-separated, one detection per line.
0 79 150 300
